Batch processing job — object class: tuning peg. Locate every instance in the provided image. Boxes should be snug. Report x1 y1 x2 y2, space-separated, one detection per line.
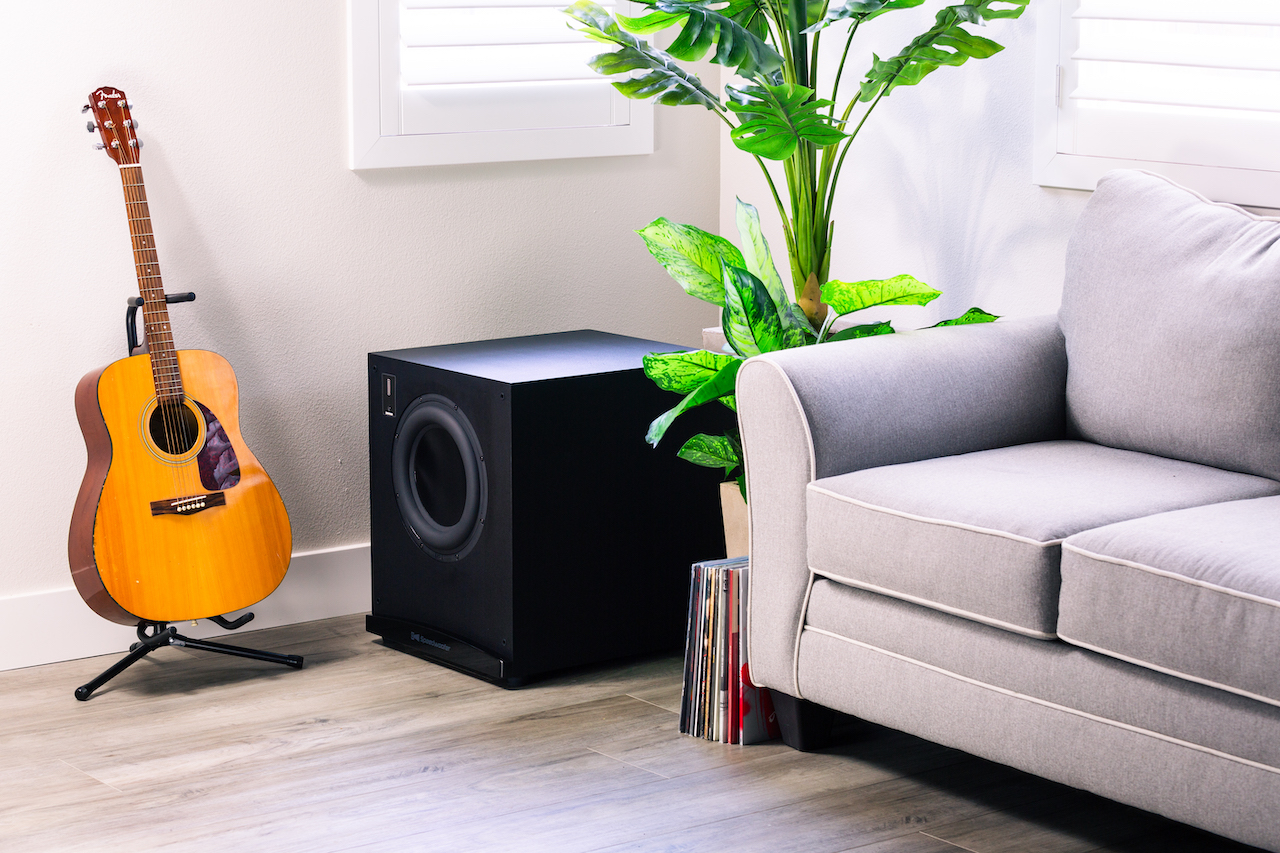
86 121 96 133
93 142 105 150
125 119 138 129
81 104 91 113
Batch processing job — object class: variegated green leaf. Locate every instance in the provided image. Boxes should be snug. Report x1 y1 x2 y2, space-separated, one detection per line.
932 307 999 326
734 198 815 347
826 320 895 342
637 218 746 306
643 349 740 395
820 274 941 316
722 263 786 358
646 359 742 446
676 432 742 474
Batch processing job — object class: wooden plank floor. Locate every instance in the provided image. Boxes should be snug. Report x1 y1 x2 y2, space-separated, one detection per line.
0 614 1260 853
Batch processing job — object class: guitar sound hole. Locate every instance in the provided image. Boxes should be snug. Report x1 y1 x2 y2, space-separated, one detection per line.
149 402 200 455
412 425 467 528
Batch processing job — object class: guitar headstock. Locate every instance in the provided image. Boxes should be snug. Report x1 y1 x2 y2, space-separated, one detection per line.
85 87 140 165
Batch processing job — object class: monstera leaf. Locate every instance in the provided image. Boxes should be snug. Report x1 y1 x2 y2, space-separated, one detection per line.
821 274 941 315
859 0 1029 101
621 0 771 41
648 1 783 79
565 1 721 108
805 0 926 33
637 218 745 306
726 82 847 160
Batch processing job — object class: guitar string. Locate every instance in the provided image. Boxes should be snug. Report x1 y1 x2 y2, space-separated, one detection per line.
113 116 191 506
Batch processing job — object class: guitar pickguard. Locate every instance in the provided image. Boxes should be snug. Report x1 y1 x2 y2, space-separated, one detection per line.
194 401 240 490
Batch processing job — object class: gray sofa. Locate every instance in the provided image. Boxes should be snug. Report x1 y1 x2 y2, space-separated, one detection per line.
736 170 1280 851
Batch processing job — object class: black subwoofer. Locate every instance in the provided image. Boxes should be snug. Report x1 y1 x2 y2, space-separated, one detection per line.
367 330 726 686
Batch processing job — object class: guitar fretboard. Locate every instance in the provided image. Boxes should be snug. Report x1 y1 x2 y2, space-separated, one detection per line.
119 164 183 404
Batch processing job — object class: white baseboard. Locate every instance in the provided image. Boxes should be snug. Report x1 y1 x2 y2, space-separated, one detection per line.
0 543 371 672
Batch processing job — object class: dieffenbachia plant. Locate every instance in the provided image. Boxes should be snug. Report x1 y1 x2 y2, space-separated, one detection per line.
640 198 996 496
563 0 1027 494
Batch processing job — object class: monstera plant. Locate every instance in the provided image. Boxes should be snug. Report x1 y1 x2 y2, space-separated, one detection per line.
564 0 1029 496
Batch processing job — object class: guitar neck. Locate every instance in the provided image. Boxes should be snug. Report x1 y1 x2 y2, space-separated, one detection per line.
118 164 183 403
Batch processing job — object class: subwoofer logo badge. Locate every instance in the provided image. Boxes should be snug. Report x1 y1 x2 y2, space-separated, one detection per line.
411 632 450 652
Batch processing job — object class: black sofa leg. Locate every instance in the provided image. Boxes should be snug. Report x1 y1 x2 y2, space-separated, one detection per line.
772 692 836 751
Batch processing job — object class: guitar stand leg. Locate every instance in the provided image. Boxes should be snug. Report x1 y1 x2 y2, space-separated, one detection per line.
74 624 176 701
74 619 304 701
167 633 304 669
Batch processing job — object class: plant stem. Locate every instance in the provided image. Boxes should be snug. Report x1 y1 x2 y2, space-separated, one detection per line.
829 20 860 115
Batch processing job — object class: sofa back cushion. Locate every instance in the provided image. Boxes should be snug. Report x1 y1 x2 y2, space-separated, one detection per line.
1059 170 1280 480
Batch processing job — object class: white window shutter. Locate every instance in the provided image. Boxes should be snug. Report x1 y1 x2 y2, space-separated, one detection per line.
1033 0 1280 208
349 0 654 169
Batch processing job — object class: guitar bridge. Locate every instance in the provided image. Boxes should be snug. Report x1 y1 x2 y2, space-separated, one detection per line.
151 492 226 516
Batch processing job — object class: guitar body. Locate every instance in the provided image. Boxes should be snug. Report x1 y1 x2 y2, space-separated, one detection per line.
70 349 291 624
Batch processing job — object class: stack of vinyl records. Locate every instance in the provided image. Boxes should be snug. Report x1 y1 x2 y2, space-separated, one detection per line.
679 556 781 744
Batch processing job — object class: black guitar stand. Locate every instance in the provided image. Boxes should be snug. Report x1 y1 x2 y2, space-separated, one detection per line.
75 616 304 701
72 293 305 701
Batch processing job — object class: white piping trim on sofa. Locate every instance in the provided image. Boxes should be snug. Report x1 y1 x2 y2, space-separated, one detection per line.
803 625 1280 777
1058 633 1280 711
806 485 1065 547
811 573 1058 640
792 571 817 698
1063 543 1280 610
751 355 818 482
741 355 818 699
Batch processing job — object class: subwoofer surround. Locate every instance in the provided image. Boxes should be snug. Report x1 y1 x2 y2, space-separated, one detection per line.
391 394 487 562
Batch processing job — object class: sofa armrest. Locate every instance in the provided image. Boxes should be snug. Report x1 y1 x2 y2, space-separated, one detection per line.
737 314 1067 694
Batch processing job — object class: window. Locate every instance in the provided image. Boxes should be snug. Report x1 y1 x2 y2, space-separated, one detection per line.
349 0 654 169
1033 0 1280 208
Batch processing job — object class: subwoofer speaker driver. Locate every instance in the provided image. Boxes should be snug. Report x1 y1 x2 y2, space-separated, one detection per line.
391 394 487 562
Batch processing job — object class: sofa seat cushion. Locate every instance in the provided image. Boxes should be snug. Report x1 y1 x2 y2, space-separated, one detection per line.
807 440 1280 638
1060 495 1280 706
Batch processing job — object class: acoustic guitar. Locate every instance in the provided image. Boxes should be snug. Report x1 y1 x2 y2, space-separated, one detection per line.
69 87 291 626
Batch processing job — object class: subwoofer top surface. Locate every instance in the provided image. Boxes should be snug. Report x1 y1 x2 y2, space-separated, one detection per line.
372 330 682 385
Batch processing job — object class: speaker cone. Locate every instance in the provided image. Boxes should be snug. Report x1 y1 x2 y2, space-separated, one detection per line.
391 395 487 561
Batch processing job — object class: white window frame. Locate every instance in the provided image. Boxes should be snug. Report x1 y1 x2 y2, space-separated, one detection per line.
348 0 654 169
1032 0 1280 208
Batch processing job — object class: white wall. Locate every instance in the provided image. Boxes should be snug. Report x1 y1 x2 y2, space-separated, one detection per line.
721 7 1087 329
0 2 720 667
